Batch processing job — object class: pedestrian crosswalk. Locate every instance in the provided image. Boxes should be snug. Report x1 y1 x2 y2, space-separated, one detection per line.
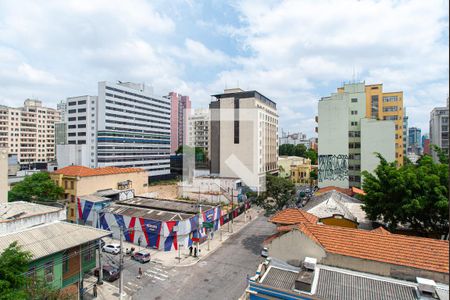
144 265 170 281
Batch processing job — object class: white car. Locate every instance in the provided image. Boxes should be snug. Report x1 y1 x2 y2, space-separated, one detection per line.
261 247 269 258
102 243 121 255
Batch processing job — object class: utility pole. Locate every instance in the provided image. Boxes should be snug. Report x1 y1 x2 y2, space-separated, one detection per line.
119 227 124 300
98 239 103 285
79 245 83 300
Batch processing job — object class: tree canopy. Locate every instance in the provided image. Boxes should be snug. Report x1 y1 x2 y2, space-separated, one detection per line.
362 153 448 236
279 144 318 165
175 145 207 161
254 174 296 214
0 242 31 300
8 172 64 203
0 242 63 300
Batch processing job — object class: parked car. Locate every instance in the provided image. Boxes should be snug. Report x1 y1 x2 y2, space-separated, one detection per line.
132 250 151 263
102 243 121 255
94 265 120 282
261 247 269 258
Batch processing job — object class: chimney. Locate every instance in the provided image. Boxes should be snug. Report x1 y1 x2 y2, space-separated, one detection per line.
416 277 436 296
0 148 8 203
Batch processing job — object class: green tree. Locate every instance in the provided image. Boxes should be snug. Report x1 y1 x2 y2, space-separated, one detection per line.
0 242 31 300
279 144 294 156
8 172 64 202
0 242 63 300
362 153 448 236
175 145 206 162
431 144 449 164
293 144 307 157
254 175 296 214
305 148 318 165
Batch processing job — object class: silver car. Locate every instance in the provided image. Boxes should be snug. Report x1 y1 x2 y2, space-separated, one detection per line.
102 243 121 255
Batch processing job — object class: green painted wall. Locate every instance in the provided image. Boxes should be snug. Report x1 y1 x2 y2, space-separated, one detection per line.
29 252 63 290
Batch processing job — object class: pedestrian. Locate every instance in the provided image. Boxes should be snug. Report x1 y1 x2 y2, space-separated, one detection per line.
138 267 143 279
189 246 193 256
93 284 98 298
138 236 142 247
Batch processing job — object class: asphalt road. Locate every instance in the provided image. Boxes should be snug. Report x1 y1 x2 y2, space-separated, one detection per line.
116 214 276 300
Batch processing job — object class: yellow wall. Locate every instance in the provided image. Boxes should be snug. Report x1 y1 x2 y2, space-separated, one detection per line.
278 156 312 184
320 216 358 229
365 84 404 166
50 171 148 222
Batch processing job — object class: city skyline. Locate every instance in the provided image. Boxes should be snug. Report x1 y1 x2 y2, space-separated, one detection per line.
0 0 448 136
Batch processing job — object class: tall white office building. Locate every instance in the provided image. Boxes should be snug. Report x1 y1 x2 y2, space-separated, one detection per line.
430 99 449 162
57 81 171 178
187 108 209 153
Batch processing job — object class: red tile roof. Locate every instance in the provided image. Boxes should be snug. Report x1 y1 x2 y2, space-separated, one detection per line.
351 186 366 196
316 186 353 196
371 227 391 235
296 222 449 274
52 165 146 177
269 208 318 225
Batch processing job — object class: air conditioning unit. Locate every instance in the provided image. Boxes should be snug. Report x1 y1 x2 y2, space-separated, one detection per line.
303 257 317 271
416 277 436 295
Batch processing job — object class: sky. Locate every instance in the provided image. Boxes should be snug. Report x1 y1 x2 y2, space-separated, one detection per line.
0 0 448 136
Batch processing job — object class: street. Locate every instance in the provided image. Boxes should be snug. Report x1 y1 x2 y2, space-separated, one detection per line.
101 214 275 300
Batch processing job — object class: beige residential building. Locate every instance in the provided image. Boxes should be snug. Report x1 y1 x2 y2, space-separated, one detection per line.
209 88 278 192
0 99 60 165
187 108 209 153
278 156 312 185
50 165 148 222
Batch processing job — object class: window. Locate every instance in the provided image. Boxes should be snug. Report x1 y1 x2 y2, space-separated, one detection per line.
384 116 398 121
78 116 86 121
68 102 76 106
349 142 360 149
63 252 69 273
78 100 86 105
371 95 379 117
78 124 86 128
351 98 358 103
70 181 74 189
68 117 76 121
68 109 76 114
68 132 76 137
234 98 240 144
78 108 86 113
350 121 358 126
383 106 398 112
78 132 86 136
44 261 54 283
383 96 398 102
83 243 95 261
349 131 361 137
64 180 68 189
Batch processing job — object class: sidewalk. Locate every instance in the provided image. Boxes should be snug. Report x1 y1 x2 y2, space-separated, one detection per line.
82 275 130 300
104 207 261 268
152 207 261 267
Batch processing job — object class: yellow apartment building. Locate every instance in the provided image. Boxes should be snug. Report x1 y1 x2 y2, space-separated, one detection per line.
50 165 148 222
338 83 404 166
365 84 404 165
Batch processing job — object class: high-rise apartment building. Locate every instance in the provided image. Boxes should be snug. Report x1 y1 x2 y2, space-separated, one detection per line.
408 127 422 155
209 88 278 192
57 82 171 179
363 84 404 165
57 100 68 122
168 92 191 153
318 83 395 189
403 109 408 155
187 108 209 153
430 99 449 162
0 99 60 165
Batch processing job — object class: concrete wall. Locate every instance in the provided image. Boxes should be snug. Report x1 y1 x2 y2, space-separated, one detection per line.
56 144 90 168
0 209 66 235
267 230 326 266
360 118 395 177
318 94 349 188
0 148 7 203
